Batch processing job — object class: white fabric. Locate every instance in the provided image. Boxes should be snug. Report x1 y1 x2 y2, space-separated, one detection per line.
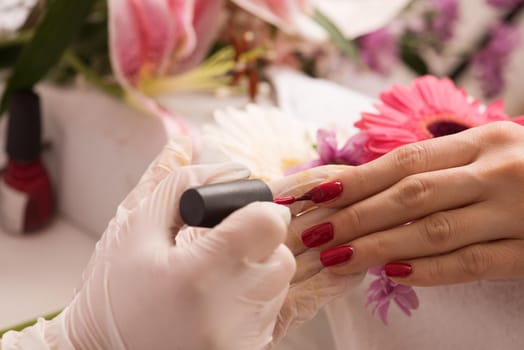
323 275 524 350
274 273 524 350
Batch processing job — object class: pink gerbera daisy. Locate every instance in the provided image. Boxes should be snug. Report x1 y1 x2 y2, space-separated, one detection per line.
355 75 509 156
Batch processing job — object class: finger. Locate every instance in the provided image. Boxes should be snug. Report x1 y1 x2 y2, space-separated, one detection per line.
386 239 524 286
312 129 481 208
287 208 338 255
204 202 291 264
244 244 296 302
321 203 503 274
292 249 322 284
303 166 482 250
269 165 348 215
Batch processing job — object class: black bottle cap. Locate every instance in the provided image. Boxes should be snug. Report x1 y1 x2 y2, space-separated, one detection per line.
180 179 274 228
6 90 42 162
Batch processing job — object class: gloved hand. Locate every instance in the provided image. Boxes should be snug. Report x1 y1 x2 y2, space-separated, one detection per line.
268 165 365 345
1 138 295 350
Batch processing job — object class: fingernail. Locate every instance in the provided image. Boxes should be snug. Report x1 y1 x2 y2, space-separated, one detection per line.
320 245 354 267
304 181 343 203
302 222 334 247
385 262 412 277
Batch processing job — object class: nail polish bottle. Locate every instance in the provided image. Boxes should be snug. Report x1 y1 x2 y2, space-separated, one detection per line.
180 179 273 227
0 90 53 233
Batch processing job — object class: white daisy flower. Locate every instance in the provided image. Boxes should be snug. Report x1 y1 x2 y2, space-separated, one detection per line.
203 104 318 181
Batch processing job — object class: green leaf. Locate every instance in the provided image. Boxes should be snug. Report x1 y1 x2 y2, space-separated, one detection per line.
0 0 96 114
400 35 429 76
0 45 23 69
312 9 360 62
0 31 33 69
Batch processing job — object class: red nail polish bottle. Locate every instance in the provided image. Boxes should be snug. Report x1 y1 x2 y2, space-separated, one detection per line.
0 90 54 233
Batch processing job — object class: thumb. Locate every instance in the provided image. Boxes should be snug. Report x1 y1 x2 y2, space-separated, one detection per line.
204 202 291 264
177 203 294 291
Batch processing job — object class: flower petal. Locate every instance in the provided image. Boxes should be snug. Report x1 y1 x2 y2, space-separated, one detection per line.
394 286 420 311
312 0 410 39
109 0 177 85
173 0 224 73
316 129 338 162
125 90 191 137
231 0 325 40
376 299 391 325
513 115 524 126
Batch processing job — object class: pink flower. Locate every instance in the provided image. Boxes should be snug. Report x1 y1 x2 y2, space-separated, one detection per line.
109 0 222 85
108 0 224 135
357 28 398 75
286 129 379 174
366 266 419 324
231 0 411 41
429 0 459 42
355 75 509 156
471 23 521 98
487 0 524 9
230 0 324 40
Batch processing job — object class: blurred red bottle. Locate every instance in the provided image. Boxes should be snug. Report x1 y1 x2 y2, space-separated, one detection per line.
1 90 53 233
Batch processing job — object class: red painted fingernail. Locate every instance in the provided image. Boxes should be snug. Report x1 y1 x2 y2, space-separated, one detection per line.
273 196 296 205
385 262 412 277
320 245 354 267
304 181 343 203
301 222 334 247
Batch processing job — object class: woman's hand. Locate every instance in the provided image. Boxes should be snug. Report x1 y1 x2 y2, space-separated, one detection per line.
296 121 524 286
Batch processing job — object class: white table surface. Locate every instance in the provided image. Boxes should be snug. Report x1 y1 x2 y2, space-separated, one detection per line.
0 219 95 329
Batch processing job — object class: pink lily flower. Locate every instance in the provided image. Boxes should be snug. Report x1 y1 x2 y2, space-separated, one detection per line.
231 0 410 40
108 0 224 135
230 0 325 40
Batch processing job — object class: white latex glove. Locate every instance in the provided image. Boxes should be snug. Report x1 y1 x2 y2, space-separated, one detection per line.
268 165 365 345
1 139 295 350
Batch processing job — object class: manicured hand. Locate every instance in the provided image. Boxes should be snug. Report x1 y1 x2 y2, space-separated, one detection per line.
296 121 524 286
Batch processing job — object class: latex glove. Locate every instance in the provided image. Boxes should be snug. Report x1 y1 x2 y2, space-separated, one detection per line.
268 165 365 345
292 122 524 286
2 139 295 350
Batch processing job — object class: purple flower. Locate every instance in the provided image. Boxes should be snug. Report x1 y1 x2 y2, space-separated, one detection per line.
487 0 524 9
429 0 460 42
366 266 419 324
472 23 521 98
285 130 379 174
357 28 399 75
